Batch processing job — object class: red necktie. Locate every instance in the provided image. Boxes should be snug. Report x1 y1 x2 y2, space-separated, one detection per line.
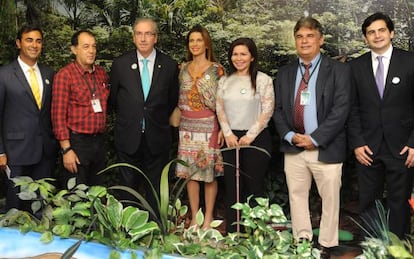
293 63 312 134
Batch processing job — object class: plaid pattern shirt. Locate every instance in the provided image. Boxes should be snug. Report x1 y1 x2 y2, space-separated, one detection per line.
52 61 109 140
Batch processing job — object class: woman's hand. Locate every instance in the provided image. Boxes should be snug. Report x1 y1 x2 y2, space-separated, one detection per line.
225 134 239 148
217 130 225 147
238 135 253 146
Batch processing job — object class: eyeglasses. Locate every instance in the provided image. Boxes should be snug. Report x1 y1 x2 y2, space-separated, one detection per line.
135 32 156 38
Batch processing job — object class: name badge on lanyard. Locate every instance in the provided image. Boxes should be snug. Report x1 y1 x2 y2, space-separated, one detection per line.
92 96 103 113
300 89 311 105
83 72 103 113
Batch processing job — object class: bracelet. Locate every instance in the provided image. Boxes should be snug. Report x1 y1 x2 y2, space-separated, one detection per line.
60 146 72 155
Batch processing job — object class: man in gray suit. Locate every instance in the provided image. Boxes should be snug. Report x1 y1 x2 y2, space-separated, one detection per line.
109 17 179 213
273 17 351 258
0 25 57 211
348 12 414 239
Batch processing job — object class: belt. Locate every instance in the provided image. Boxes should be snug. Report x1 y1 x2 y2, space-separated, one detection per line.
70 130 103 137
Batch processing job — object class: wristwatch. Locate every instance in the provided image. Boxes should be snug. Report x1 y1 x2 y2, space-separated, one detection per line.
60 146 72 155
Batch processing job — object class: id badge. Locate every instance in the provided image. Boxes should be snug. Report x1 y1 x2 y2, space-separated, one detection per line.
300 90 311 105
91 98 103 113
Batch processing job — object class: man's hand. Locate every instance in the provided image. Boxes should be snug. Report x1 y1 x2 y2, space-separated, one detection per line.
63 150 80 173
354 145 373 166
293 134 316 150
400 146 414 168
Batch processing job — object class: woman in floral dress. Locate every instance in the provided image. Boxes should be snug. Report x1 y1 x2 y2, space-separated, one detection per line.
176 25 224 229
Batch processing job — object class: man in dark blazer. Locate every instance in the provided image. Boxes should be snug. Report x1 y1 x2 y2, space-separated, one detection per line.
0 25 57 211
273 17 350 258
347 12 414 239
109 17 179 213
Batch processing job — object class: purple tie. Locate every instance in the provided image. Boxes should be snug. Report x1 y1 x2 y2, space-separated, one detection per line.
375 56 384 98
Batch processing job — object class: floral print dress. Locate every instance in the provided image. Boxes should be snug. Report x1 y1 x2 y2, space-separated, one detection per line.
176 62 224 182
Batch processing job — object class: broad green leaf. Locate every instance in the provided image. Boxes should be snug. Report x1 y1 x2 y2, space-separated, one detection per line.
52 224 72 237
88 186 107 198
40 231 53 243
67 177 77 190
18 191 37 200
31 200 41 213
129 221 159 241
209 219 223 228
107 195 123 229
195 208 204 226
122 207 148 231
109 250 121 259
28 182 39 192
39 186 49 199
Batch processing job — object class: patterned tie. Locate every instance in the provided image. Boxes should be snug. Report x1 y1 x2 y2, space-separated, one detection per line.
293 63 312 134
375 56 384 98
141 59 150 100
29 67 41 109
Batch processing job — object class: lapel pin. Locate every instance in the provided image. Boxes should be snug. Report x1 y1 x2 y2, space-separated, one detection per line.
131 63 137 70
392 77 400 85
158 64 161 69
45 79 50 85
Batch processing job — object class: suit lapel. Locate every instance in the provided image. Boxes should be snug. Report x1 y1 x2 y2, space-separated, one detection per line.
38 64 52 109
383 49 399 99
148 51 162 100
315 56 328 108
12 61 39 109
287 62 297 110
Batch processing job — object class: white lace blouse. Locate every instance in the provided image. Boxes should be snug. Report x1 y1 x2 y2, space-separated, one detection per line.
216 71 275 140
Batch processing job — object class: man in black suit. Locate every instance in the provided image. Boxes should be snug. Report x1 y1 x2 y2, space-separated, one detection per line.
347 12 414 239
273 17 351 258
0 25 57 211
109 17 179 213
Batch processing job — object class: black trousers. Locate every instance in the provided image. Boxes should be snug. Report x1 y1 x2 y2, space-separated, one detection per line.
116 133 170 217
58 132 106 188
222 129 272 233
357 141 414 239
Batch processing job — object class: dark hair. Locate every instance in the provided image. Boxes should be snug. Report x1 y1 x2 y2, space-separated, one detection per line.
71 29 95 46
228 37 258 91
361 12 394 36
16 25 43 40
185 25 216 62
294 16 324 36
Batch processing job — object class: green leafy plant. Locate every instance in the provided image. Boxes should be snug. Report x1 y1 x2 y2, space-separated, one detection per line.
352 200 413 259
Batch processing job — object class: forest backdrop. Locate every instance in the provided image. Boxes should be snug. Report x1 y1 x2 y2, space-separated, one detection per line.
1 0 414 210
1 0 414 75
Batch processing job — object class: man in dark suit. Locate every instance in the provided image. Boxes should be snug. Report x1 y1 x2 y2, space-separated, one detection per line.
0 25 57 211
109 17 179 213
347 12 414 239
273 17 350 258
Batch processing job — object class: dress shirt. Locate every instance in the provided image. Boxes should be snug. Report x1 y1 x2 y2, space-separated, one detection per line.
137 49 156 84
371 45 393 87
52 61 109 140
17 56 44 98
285 54 321 146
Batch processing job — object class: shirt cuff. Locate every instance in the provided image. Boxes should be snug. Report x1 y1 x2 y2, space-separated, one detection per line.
284 131 295 145
310 136 319 147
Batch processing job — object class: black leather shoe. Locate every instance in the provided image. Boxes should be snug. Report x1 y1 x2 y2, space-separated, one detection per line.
318 245 331 259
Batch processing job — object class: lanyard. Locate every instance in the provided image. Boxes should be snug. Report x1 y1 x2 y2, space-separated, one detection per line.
82 72 97 97
299 56 322 86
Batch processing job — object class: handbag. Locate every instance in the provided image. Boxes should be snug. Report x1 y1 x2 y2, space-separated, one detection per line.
169 106 181 127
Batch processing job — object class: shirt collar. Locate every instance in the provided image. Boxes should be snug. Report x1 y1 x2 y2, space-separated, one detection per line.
73 60 95 75
137 49 156 63
17 56 38 72
371 45 393 62
299 53 321 68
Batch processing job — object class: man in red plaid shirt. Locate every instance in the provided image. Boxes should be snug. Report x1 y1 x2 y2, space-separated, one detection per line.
52 30 109 187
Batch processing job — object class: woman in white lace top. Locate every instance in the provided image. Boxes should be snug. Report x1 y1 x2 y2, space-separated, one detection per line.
216 37 275 233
